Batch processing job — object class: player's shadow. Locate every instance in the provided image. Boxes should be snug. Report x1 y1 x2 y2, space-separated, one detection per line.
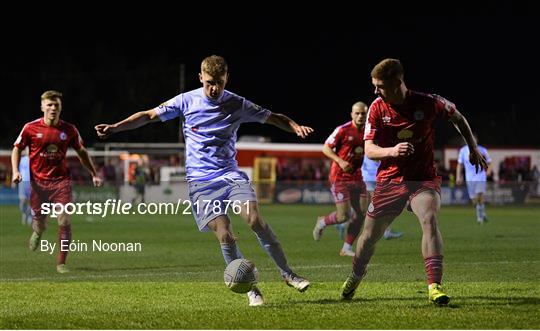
277 296 430 306
458 296 540 306
279 295 539 308
76 264 204 272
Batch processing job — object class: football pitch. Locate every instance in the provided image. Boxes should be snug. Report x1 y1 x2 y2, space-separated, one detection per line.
1 204 539 329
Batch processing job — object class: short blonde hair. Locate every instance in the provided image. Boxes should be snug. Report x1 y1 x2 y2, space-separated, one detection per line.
371 58 404 81
201 55 228 76
41 90 63 101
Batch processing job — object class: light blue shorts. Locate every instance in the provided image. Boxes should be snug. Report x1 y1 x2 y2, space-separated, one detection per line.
187 171 257 232
466 180 487 199
364 180 376 192
18 180 31 200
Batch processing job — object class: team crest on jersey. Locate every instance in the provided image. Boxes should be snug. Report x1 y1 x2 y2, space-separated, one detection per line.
36 133 43 138
47 144 58 153
397 129 414 139
354 146 364 154
414 110 424 121
382 116 391 123
60 132 67 140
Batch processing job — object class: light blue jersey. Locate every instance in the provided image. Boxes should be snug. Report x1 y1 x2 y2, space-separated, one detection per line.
458 145 491 181
155 88 271 182
18 155 30 199
361 156 380 191
155 88 270 231
458 145 491 198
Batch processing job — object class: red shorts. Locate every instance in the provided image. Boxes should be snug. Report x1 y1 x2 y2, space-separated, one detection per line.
30 179 72 221
366 177 441 219
330 180 366 204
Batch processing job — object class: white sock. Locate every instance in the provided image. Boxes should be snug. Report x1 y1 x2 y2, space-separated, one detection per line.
342 243 352 251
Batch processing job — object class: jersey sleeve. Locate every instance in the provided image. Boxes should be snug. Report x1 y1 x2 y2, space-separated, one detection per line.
155 94 185 121
432 94 457 119
481 147 492 163
70 127 84 150
241 98 271 124
363 102 380 141
13 124 30 149
325 127 342 149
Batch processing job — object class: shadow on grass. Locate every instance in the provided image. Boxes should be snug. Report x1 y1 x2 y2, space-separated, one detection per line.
76 264 208 272
458 296 540 306
268 295 539 308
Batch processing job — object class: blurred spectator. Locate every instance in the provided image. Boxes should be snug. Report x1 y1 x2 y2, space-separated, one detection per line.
132 160 149 204
532 165 540 197
101 159 117 184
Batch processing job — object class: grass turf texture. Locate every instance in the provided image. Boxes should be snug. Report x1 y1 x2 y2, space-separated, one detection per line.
1 204 539 329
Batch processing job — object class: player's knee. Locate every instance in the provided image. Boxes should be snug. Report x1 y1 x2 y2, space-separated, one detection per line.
336 211 351 224
57 214 71 226
246 214 264 231
419 213 437 229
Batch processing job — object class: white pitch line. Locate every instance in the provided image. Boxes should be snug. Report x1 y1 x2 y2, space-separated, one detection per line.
1 260 537 282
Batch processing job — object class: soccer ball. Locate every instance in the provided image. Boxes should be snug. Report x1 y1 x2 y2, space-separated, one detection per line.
224 258 258 293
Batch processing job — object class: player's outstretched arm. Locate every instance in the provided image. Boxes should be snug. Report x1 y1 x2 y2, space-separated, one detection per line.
265 113 313 139
11 146 22 184
95 109 160 139
365 140 414 160
449 110 488 173
75 147 103 187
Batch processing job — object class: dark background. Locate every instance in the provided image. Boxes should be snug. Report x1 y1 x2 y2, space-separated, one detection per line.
3 11 539 148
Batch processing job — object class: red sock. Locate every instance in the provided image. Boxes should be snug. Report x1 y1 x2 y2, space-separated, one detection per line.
57 225 71 265
424 255 443 285
324 211 338 225
345 216 361 245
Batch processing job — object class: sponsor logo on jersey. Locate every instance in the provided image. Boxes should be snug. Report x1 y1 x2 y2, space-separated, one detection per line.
47 144 58 153
397 129 414 139
60 132 67 140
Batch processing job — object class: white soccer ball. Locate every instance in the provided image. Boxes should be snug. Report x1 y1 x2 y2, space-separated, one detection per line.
224 258 258 293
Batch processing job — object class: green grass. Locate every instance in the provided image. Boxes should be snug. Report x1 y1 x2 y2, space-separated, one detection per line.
1 204 539 329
